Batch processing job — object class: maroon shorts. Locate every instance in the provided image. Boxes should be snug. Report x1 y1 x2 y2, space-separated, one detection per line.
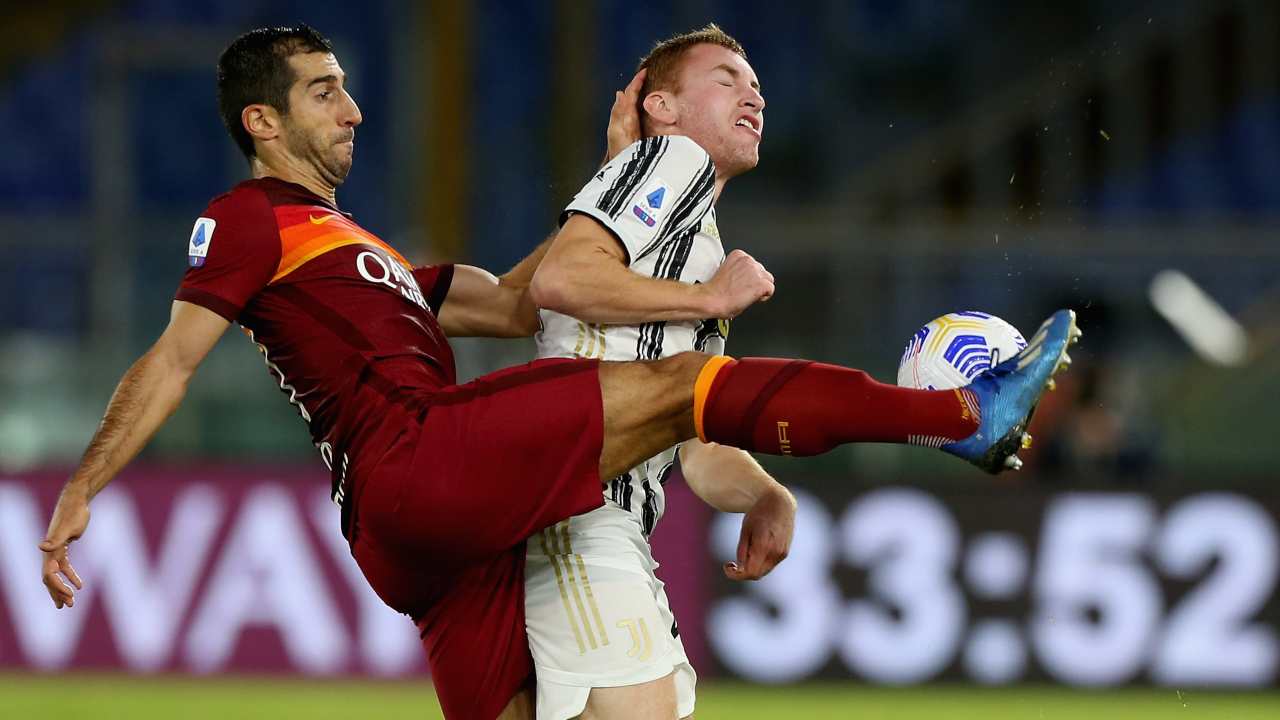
350 358 606 720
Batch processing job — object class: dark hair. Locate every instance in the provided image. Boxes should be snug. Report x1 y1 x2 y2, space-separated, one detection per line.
636 23 746 130
217 25 334 159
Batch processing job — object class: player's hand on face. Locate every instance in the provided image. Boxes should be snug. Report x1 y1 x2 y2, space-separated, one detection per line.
706 249 775 319
605 68 646 161
724 484 796 582
38 489 90 609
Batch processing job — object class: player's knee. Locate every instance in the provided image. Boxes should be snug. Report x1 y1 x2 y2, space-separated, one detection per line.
495 687 535 719
600 352 711 424
640 352 714 407
653 351 714 382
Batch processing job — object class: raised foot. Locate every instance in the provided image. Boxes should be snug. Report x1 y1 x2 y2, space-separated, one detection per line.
943 309 1080 474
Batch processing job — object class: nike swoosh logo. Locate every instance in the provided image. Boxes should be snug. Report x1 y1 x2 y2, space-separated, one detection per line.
309 214 335 225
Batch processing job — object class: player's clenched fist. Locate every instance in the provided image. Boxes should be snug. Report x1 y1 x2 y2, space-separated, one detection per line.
702 248 774 318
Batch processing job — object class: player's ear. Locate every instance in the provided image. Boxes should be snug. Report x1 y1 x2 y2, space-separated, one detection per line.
242 104 282 145
641 91 678 128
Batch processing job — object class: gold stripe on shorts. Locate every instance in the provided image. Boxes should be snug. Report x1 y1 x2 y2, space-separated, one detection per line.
566 526 609 646
540 526 586 654
557 521 599 650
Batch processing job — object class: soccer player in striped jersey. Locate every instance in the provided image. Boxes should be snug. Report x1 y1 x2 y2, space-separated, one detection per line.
524 25 790 719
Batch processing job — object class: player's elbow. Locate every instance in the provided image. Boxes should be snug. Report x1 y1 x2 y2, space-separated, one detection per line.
529 262 576 315
132 342 197 412
150 334 202 385
509 290 542 337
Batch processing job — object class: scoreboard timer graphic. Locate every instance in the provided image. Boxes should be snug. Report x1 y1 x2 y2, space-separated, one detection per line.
707 485 1279 688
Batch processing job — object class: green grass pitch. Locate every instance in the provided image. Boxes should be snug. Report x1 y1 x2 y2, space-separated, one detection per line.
2 675 1277 719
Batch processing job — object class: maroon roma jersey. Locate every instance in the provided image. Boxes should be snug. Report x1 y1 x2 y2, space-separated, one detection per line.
175 178 455 499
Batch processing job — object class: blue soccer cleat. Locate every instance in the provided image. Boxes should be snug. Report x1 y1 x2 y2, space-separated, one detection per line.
943 309 1081 474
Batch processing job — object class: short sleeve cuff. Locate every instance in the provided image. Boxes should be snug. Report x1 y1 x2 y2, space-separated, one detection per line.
560 206 635 265
426 264 455 315
175 287 242 322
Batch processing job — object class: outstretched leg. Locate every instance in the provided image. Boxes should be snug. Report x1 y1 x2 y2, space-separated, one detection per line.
596 309 1080 477
595 352 978 476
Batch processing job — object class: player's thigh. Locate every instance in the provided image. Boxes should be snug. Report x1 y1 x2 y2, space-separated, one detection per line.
496 686 535 720
350 540 536 719
596 352 710 480
414 550 536 720
363 358 608 567
525 508 697 720
579 673 678 720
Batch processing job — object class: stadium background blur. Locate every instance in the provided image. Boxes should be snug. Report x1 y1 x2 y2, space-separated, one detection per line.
1 0 1278 717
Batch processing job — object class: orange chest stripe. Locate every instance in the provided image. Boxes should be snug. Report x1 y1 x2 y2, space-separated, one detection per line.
273 236 372 283
274 221 412 283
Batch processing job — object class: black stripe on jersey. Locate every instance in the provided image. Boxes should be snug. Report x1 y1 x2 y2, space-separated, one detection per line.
635 225 698 360
640 478 658 536
657 226 698 280
597 140 648 217
610 472 633 511
598 137 667 219
633 153 715 262
665 157 715 241
636 323 664 361
612 137 666 218
656 460 676 486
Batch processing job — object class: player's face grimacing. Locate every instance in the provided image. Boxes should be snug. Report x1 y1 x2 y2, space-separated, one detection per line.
671 43 764 178
280 52 363 186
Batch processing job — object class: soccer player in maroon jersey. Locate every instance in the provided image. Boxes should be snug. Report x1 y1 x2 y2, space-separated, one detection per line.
38 25 1077 720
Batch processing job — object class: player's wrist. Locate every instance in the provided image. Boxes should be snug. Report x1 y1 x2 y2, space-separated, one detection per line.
57 477 94 507
754 479 794 508
692 283 727 319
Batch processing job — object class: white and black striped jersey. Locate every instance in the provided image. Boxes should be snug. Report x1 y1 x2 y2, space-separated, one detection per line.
536 135 729 537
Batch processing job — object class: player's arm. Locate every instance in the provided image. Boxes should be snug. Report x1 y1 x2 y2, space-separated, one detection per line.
530 217 773 325
531 130 772 325
430 232 557 338
40 300 229 608
436 263 540 338
679 439 796 581
530 215 712 323
497 233 555 289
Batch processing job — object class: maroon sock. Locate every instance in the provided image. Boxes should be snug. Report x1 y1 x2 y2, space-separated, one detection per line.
698 358 980 456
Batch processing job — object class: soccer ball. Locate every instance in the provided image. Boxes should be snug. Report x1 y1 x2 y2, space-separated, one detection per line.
897 311 1028 390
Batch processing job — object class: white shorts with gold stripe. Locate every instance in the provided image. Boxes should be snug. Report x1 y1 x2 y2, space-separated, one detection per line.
524 504 695 720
